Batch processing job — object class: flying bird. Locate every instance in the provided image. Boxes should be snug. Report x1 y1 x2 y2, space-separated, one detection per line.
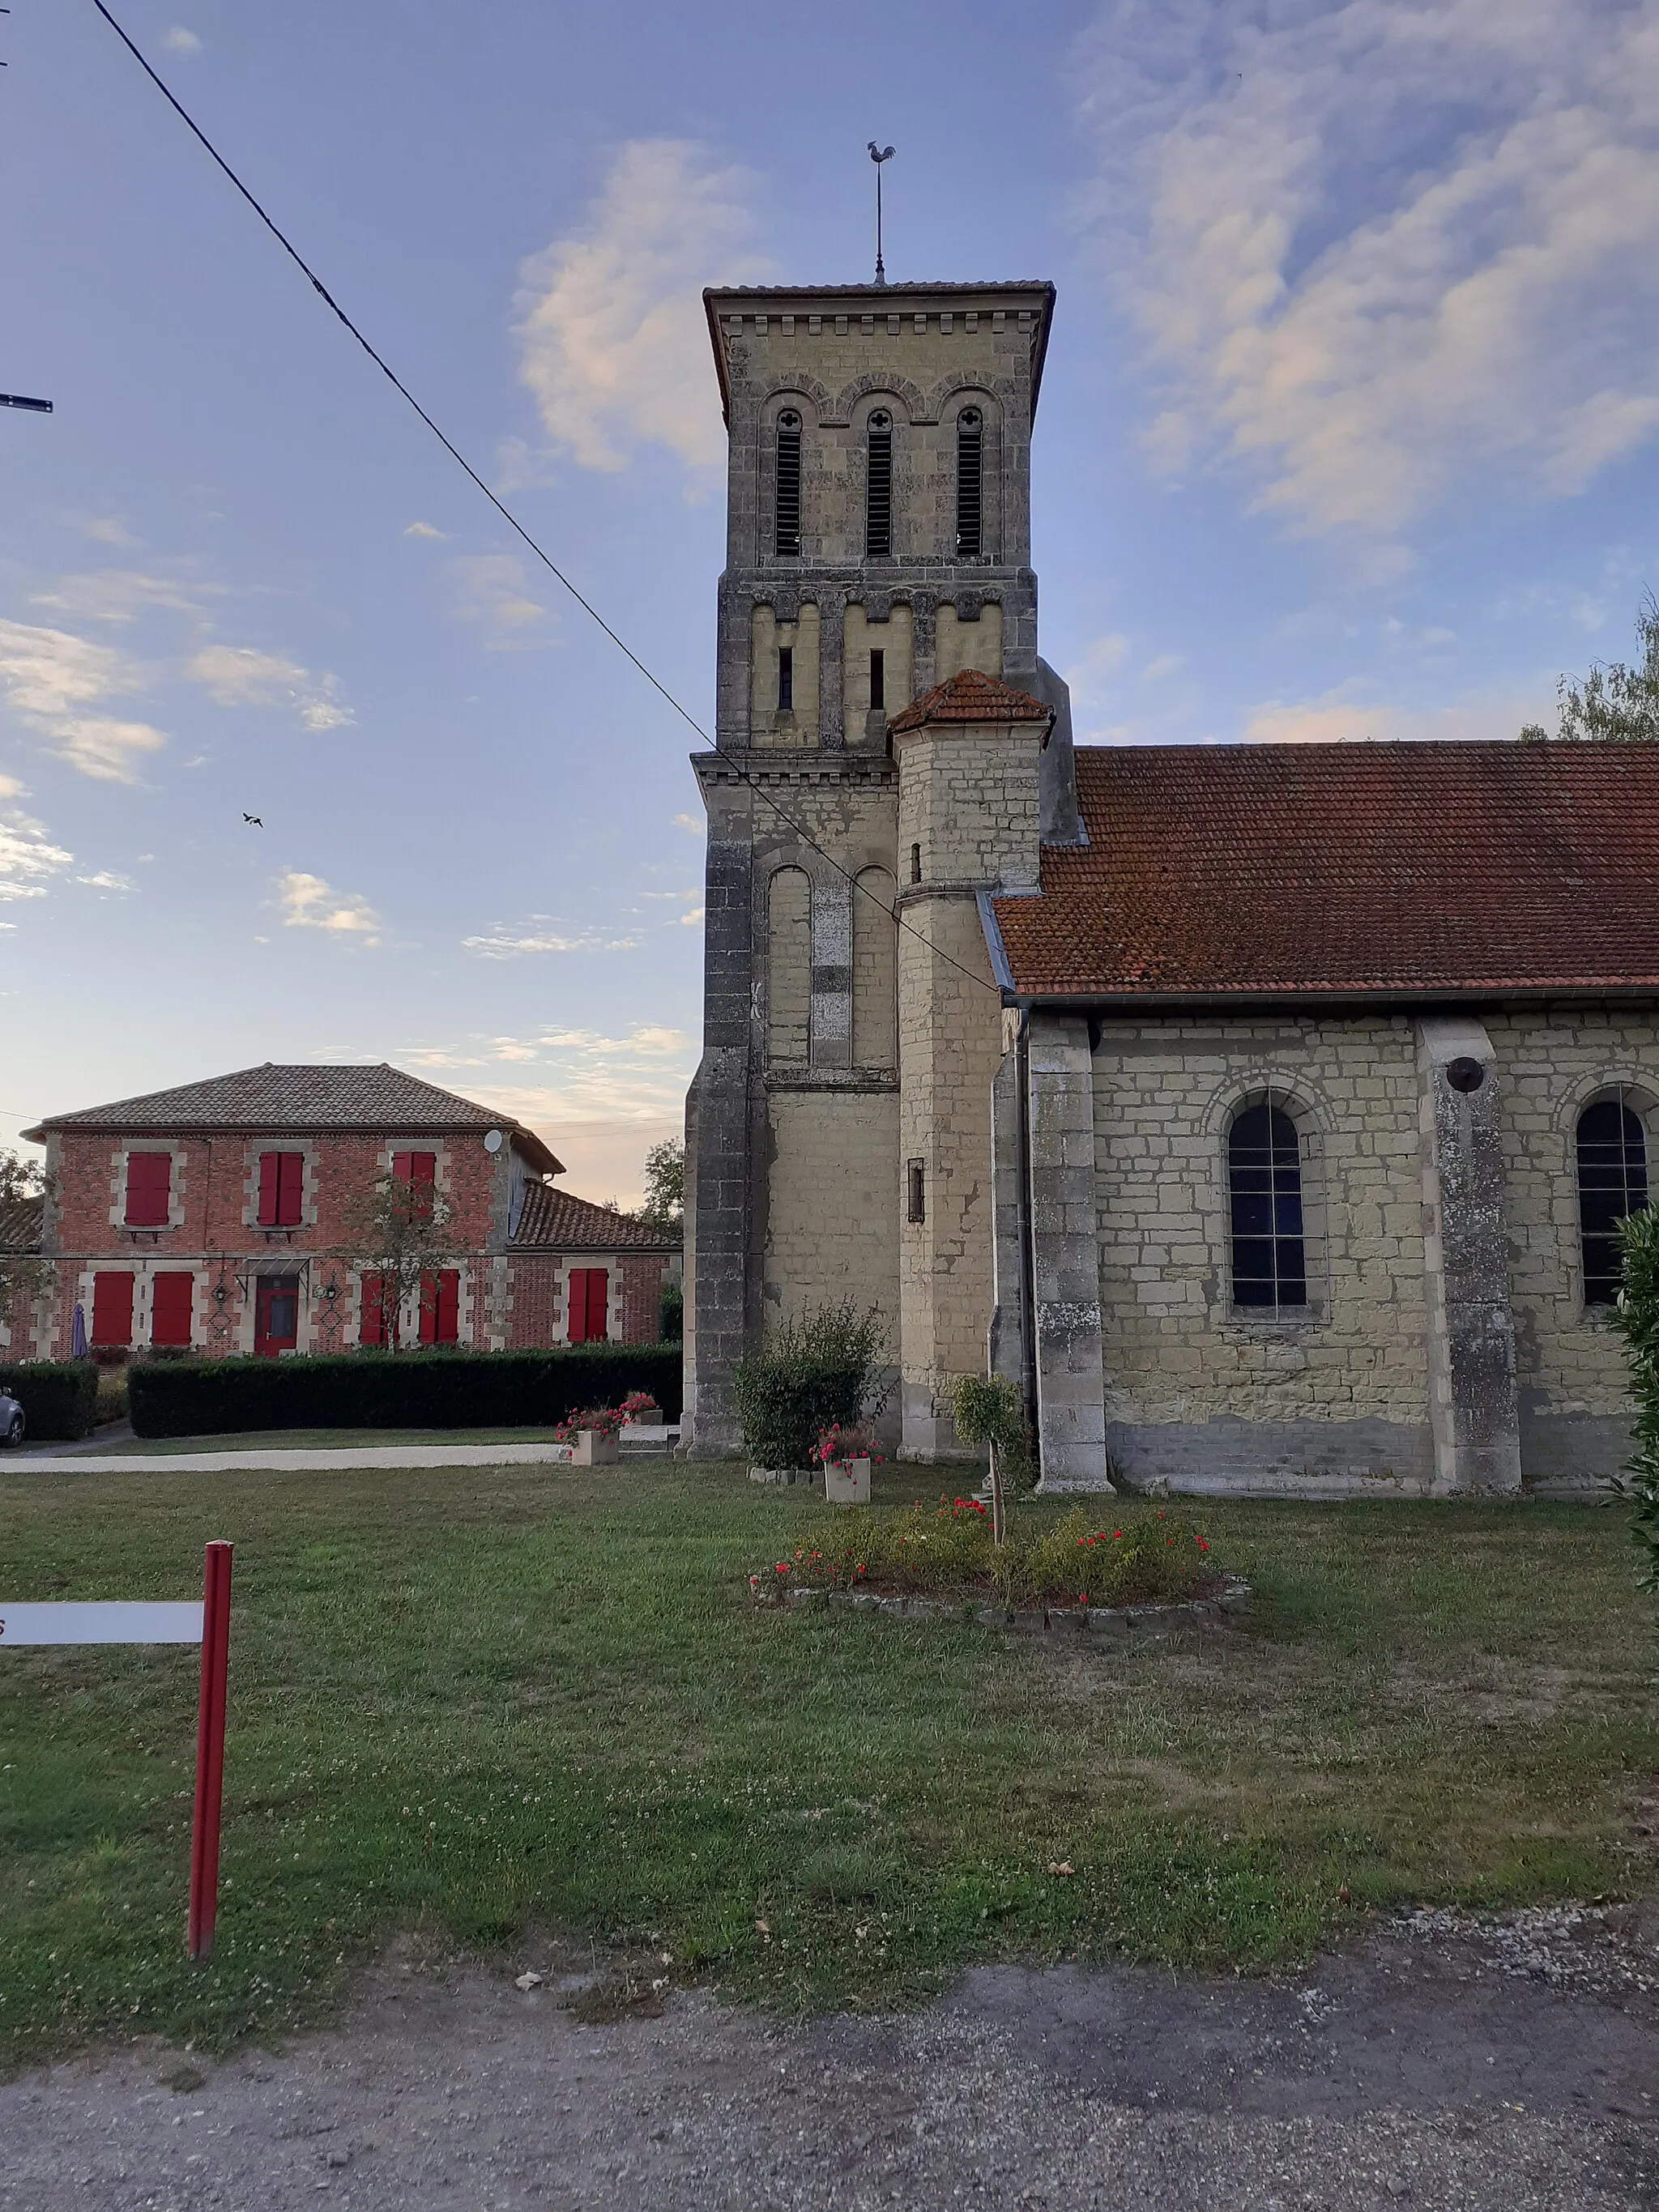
242 812 263 827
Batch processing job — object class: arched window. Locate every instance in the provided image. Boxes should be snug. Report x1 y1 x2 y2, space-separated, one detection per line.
865 410 893 559
1577 1095 1648 1306
774 410 802 558
1228 1097 1307 1309
955 407 983 557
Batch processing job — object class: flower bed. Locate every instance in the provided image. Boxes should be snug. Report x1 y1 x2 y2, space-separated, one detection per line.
747 1498 1230 1615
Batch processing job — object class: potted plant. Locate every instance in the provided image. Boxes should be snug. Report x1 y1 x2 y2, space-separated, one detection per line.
552 1404 625 1466
618 1389 662 1426
812 1421 880 1506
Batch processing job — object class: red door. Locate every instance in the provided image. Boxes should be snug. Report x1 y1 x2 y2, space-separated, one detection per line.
567 1268 609 1344
254 1275 301 1357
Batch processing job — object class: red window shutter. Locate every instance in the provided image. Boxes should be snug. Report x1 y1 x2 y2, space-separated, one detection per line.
151 1272 194 1347
566 1269 591 1344
392 1151 436 1186
579 1269 608 1343
92 1271 135 1346
436 1268 458 1345
391 1151 411 1184
360 1272 386 1348
418 1272 436 1347
125 1152 171 1227
259 1152 304 1227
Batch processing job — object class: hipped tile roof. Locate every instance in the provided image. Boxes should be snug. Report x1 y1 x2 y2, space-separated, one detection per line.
989 741 1659 999
0 1195 42 1255
888 668 1051 735
511 1182 680 1252
23 1063 562 1173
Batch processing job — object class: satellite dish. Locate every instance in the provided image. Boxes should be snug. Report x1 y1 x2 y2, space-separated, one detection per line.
483 1128 504 1153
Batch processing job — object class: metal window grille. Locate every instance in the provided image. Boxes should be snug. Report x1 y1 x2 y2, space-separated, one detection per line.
775 411 801 557
1228 1091 1307 1309
777 646 793 712
869 647 885 711
865 411 893 559
1577 1089 1648 1306
955 407 983 557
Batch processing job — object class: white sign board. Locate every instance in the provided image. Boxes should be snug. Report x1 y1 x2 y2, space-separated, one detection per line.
0 1601 204 1645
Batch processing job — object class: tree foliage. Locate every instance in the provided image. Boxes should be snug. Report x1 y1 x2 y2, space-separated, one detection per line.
0 1149 52 1316
326 1171 463 1353
1609 1204 1659 1597
636 1137 684 1234
1522 592 1659 744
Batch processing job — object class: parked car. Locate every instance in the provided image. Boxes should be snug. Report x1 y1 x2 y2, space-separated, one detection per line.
0 1387 23 1447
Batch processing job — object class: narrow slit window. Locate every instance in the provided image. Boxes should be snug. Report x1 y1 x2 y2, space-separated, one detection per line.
909 842 921 884
865 411 893 559
777 646 794 712
1577 1094 1648 1306
1228 1097 1307 1310
955 407 983 557
775 410 801 557
907 1159 926 1225
868 647 885 711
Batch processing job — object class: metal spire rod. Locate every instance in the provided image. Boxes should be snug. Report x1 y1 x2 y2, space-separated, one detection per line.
868 142 894 286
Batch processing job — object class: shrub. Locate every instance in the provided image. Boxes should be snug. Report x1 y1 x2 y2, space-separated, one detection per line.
948 1375 1035 1493
750 1498 1219 1611
1611 1204 1659 1596
0 1361 100 1441
127 1345 684 1439
736 1300 887 1471
659 1281 684 1340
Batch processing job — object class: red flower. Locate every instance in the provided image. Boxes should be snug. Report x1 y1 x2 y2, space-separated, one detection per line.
1196 1538 1209 1552
776 1562 789 1575
1111 1529 1123 1540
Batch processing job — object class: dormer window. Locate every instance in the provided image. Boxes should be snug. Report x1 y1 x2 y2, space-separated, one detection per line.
775 410 802 558
865 411 893 559
956 407 983 557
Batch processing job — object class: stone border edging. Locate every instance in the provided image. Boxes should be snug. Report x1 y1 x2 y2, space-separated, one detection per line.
767 1578 1251 1639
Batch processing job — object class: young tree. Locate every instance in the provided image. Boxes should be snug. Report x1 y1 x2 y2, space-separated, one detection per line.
1522 592 1659 744
1610 1204 1659 1600
328 1170 463 1353
636 1136 684 1234
0 1149 52 1321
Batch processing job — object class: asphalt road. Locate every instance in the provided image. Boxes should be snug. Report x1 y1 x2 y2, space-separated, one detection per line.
2 1904 1655 2210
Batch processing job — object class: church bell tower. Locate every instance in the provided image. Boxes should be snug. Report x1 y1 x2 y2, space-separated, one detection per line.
683 278 1061 1456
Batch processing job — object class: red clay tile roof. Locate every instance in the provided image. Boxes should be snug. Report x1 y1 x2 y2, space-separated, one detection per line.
989 741 1659 999
888 668 1051 735
23 1063 562 1173
511 1182 681 1252
0 1195 42 1254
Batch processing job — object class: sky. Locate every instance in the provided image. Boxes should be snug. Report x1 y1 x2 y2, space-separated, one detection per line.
3 0 1658 1201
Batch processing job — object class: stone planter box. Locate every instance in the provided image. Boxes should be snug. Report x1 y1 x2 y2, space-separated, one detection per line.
772 1579 1252 1637
823 1456 872 1506
569 1429 620 1466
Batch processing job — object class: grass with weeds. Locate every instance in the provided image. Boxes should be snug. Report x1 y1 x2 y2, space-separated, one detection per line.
1 1459 1654 2069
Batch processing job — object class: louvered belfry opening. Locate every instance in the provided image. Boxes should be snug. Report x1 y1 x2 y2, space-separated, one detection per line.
775 410 802 557
956 407 983 557
865 411 893 559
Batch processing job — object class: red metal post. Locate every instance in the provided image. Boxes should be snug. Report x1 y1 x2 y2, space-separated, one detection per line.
187 1541 232 1959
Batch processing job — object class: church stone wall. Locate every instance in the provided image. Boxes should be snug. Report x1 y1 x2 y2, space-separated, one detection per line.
1491 1006 1659 1484
1092 1014 1435 1493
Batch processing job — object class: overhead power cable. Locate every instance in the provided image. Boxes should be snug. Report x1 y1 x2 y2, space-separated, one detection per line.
87 0 1005 1003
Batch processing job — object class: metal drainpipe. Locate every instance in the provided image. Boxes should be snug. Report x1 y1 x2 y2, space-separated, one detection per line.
1014 1004 1039 1464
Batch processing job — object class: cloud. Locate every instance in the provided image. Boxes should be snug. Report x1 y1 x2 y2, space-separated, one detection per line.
164 26 201 52
75 870 132 893
447 554 550 649
1064 633 1131 709
278 871 382 944
461 919 643 957
672 812 702 834
514 139 771 473
1240 680 1555 748
1078 0 1659 539
0 803 73 901
186 644 353 732
0 616 167 781
403 520 446 540
32 568 213 624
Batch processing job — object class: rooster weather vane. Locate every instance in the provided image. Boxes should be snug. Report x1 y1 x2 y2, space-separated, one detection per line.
868 143 895 286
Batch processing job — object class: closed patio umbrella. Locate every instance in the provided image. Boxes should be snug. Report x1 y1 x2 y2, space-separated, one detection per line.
70 1302 87 1358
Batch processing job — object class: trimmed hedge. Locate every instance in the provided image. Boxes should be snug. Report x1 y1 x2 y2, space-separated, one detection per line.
127 1345 684 1440
0 1361 100 1442
735 1352 864 1473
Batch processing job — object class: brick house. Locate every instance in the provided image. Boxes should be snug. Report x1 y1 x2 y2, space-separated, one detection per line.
2 1063 679 1361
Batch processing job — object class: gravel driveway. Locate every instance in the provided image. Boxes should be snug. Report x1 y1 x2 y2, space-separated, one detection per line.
2 1906 1655 2210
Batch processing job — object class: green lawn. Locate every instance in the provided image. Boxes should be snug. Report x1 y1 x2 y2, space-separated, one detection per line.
1 1458 1654 2073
